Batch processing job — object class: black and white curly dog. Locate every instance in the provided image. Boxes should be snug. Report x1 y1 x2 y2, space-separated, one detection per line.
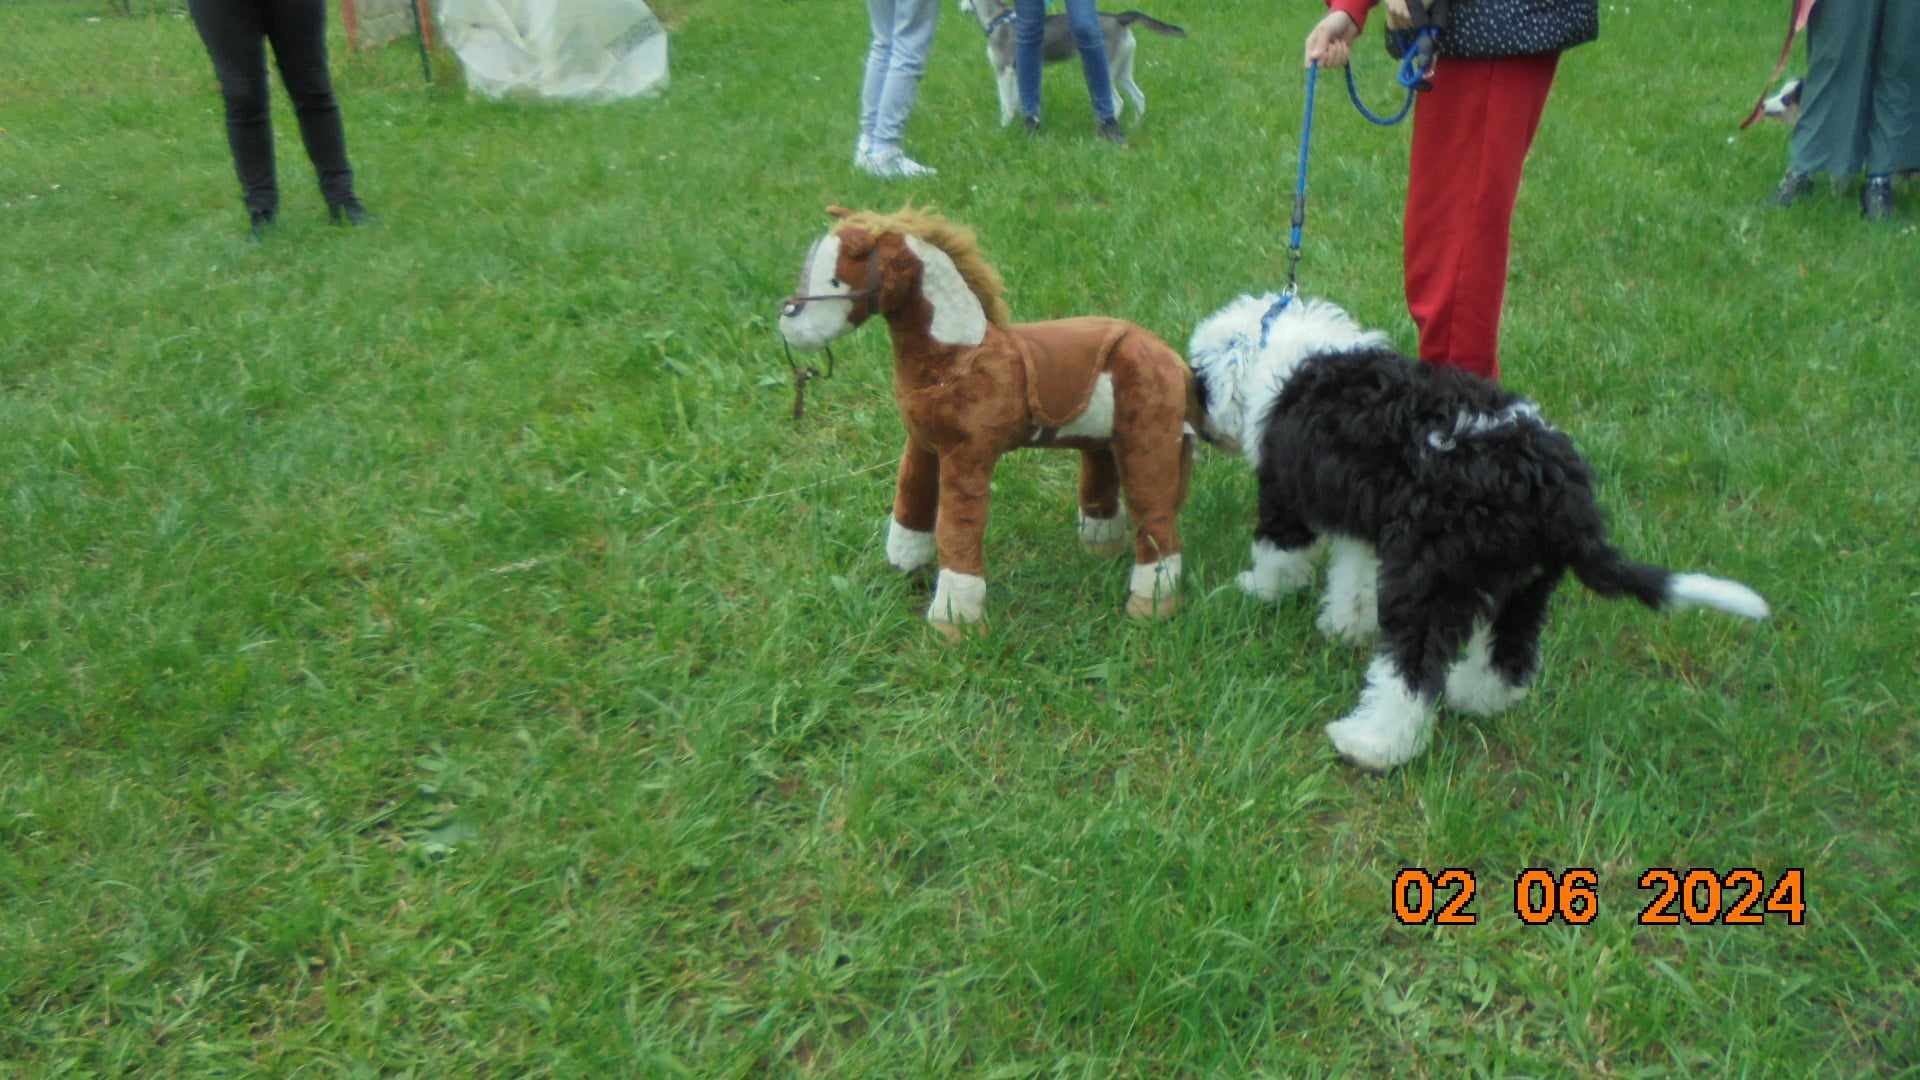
1189 293 1769 771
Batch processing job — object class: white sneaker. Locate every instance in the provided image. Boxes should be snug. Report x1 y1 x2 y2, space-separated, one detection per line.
854 133 872 167
860 145 937 179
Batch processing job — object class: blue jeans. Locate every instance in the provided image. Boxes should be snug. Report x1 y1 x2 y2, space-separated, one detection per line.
1014 0 1115 124
862 0 940 148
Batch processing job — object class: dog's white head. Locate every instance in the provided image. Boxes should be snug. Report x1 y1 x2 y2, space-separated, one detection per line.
1188 293 1390 465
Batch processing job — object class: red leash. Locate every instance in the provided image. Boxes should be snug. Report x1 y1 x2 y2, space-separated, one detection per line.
1740 0 1820 129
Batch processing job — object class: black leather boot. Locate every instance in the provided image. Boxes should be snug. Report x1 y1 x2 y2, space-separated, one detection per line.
328 197 370 226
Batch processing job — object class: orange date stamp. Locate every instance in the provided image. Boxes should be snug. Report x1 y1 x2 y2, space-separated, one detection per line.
1392 867 1805 926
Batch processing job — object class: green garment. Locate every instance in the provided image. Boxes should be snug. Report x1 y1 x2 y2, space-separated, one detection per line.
1789 0 1920 176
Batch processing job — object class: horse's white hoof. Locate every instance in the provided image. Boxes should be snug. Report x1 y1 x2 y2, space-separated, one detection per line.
926 568 986 632
928 618 986 642
1125 591 1179 619
886 518 936 573
1126 555 1181 620
1078 511 1130 559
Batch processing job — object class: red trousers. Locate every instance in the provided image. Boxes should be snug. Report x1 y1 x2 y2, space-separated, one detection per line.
1404 52 1560 382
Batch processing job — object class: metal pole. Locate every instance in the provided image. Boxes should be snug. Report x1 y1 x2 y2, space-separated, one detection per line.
409 0 433 84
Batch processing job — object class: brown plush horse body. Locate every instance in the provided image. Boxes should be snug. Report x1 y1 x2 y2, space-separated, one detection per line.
778 207 1194 636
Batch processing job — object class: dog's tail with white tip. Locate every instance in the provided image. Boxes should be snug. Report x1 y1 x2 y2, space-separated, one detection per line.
1115 11 1187 36
1572 546 1770 620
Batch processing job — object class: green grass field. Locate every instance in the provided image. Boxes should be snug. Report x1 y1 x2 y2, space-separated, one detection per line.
3 0 1917 1073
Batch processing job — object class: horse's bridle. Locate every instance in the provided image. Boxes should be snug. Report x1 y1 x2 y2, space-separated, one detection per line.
777 233 886 420
780 234 883 322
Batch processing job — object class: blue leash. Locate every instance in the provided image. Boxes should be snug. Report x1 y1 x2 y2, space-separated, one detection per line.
1265 33 1440 345
1344 27 1440 126
1262 60 1322 345
1284 61 1318 297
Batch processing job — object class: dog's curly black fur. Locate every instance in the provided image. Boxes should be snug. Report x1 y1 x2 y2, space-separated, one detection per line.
1189 294 1769 770
1257 349 1670 701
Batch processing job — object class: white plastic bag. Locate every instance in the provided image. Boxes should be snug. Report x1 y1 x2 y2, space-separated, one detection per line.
438 0 668 101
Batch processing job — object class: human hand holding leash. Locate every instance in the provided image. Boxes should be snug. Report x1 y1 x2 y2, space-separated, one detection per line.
1304 10 1358 68
1383 0 1437 30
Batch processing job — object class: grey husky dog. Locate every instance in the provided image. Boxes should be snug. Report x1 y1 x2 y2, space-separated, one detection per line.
957 0 1186 126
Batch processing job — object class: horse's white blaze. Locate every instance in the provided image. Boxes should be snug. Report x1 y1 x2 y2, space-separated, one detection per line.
779 232 856 351
1057 374 1115 438
904 235 987 347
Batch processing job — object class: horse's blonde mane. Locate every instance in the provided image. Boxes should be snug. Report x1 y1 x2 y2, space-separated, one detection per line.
837 206 1012 326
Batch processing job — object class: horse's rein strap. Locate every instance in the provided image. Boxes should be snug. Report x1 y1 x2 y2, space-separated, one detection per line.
779 236 884 421
780 235 882 320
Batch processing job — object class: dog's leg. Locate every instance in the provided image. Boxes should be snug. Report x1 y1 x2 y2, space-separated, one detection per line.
1325 654 1438 772
1077 447 1129 557
887 439 939 572
1238 484 1316 601
1114 32 1144 118
994 55 1017 126
1316 536 1380 641
1325 565 1477 770
1447 568 1559 715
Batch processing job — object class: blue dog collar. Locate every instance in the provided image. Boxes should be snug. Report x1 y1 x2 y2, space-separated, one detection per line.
1258 291 1294 348
983 9 1016 35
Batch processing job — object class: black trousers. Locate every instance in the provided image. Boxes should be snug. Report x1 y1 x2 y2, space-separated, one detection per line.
188 0 357 214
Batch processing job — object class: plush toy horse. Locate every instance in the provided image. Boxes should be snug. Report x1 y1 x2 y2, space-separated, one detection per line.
778 206 1195 637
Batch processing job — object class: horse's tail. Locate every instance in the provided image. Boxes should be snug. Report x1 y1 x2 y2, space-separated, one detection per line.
1114 11 1187 37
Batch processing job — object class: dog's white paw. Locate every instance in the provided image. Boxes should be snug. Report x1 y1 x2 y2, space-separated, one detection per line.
1445 669 1529 717
1315 598 1379 643
1317 537 1379 642
1325 718 1411 773
1237 540 1314 602
1324 657 1434 771
1444 625 1529 716
1236 569 1283 602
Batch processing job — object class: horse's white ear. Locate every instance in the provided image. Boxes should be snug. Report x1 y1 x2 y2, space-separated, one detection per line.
825 205 853 220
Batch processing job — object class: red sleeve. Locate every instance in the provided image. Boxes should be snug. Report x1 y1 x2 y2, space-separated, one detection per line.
1328 0 1372 33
